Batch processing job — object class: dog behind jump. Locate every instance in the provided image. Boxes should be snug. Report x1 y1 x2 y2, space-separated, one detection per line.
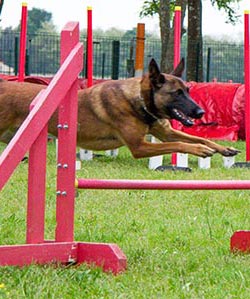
0 58 239 159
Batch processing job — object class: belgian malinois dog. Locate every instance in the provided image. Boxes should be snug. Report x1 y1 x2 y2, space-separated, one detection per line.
0 58 239 158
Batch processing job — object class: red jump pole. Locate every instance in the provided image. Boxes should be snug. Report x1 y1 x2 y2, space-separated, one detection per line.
18 2 28 82
76 178 250 190
245 10 250 161
171 6 181 166
87 6 93 87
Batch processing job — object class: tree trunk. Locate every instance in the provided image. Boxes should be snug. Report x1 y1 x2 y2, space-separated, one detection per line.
159 0 171 72
187 0 203 81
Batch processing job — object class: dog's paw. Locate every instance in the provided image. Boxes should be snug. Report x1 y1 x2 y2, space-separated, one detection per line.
193 144 216 158
221 147 241 157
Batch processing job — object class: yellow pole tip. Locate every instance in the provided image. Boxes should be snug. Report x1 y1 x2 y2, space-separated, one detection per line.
22 2 28 6
245 10 250 14
175 6 181 11
75 179 79 188
87 6 92 10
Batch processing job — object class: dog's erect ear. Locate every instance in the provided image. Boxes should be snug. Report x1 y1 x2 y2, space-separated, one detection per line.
171 58 185 78
148 58 166 88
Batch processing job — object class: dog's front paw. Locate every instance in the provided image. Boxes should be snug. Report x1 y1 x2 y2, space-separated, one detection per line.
192 144 216 158
221 147 241 157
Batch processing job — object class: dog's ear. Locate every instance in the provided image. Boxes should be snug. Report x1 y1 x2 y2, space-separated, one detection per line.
148 58 166 88
171 58 185 78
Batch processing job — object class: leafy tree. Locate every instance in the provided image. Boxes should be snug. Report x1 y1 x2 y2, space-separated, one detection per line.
140 0 242 80
15 8 53 35
211 0 241 24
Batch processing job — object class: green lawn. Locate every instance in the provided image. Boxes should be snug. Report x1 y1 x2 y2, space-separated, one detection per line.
0 141 250 298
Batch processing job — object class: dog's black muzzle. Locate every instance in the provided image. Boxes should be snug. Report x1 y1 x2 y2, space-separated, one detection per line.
168 93 205 127
191 107 205 119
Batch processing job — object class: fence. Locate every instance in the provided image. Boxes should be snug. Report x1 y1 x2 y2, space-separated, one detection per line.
0 29 244 82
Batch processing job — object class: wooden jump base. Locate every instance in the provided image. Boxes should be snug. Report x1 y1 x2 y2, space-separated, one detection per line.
0 20 250 275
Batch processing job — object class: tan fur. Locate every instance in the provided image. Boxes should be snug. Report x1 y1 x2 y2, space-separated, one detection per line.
0 62 239 159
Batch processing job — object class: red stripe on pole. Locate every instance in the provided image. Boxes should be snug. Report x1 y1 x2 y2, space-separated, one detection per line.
171 6 181 165
76 178 250 190
87 6 93 87
18 2 28 82
245 11 250 161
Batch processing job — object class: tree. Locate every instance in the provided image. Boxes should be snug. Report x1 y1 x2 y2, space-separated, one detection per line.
16 8 53 35
187 0 203 81
140 0 242 80
140 0 187 73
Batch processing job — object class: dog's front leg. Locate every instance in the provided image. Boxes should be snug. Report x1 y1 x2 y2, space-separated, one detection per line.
127 139 216 159
149 120 240 157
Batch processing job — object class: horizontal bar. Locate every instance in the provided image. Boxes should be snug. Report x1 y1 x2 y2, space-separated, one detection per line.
76 179 250 190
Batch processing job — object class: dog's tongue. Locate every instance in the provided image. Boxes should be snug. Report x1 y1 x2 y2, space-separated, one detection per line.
172 109 194 127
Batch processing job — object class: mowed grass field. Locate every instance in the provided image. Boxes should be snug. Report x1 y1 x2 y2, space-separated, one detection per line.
0 140 250 298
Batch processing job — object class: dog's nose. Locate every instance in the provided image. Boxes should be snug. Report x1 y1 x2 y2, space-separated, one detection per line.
195 108 205 119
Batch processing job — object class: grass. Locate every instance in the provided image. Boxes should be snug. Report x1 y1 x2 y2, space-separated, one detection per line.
1 141 250 298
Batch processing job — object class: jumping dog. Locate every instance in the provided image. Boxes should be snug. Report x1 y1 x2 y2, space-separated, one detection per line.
0 58 239 158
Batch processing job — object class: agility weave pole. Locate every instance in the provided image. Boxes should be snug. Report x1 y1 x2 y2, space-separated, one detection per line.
79 6 119 162
18 2 28 82
0 22 126 274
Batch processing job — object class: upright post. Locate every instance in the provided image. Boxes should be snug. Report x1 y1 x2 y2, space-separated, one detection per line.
171 6 181 166
26 91 48 244
55 23 80 242
230 11 250 169
111 40 120 79
80 6 94 162
18 2 28 82
87 6 93 87
206 47 211 82
245 10 250 161
134 23 145 78
173 6 181 68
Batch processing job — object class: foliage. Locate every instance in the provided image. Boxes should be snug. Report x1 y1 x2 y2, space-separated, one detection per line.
0 141 250 298
139 0 160 17
211 0 241 24
15 8 54 35
140 0 242 25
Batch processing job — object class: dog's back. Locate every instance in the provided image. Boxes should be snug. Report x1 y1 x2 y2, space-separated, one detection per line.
0 80 45 143
76 78 142 150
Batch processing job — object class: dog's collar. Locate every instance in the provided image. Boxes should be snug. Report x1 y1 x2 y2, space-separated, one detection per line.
137 95 159 125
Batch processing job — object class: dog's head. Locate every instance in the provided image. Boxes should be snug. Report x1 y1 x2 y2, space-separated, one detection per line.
142 58 204 127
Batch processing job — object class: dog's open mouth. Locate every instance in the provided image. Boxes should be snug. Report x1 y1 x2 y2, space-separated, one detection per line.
172 108 194 127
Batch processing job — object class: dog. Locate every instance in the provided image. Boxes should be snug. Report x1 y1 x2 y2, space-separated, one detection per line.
0 58 239 159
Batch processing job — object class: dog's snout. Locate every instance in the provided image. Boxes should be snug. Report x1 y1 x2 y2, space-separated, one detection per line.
195 108 205 119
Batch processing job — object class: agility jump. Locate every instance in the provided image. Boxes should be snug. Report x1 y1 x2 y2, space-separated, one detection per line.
0 9 250 275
